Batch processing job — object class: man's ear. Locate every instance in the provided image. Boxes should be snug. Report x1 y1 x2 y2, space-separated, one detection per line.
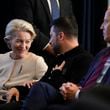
58 32 65 40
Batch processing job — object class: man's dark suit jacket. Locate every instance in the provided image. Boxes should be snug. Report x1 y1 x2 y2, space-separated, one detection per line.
80 47 110 87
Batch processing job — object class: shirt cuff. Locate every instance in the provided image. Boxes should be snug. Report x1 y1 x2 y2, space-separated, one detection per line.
75 89 80 99
43 43 50 50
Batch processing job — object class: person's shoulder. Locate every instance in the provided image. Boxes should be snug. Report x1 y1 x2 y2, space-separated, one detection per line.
28 52 44 60
95 47 110 56
0 51 11 57
0 51 11 62
28 52 47 66
75 46 93 57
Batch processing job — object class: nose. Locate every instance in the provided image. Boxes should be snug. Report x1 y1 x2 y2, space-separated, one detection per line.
49 38 52 45
21 42 26 49
100 23 104 30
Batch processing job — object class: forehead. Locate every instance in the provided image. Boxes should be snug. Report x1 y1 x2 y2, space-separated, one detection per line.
14 31 32 39
50 26 55 32
104 9 110 21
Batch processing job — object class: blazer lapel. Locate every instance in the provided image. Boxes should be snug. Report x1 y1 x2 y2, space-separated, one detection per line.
40 0 52 21
59 0 64 16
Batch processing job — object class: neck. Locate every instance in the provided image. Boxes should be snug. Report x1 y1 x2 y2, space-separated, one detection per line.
10 52 28 60
61 39 79 54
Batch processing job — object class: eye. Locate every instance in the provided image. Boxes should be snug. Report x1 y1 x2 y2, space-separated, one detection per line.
16 39 21 43
26 41 30 44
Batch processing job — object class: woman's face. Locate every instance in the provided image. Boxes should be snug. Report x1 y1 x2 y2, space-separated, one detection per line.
10 31 33 59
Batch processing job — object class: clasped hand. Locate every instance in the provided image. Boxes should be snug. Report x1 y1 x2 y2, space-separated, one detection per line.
59 82 80 101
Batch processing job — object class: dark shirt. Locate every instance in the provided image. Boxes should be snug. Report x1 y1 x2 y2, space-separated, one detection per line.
41 46 93 89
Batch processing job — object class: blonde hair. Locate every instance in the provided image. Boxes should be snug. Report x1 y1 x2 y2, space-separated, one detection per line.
4 19 36 48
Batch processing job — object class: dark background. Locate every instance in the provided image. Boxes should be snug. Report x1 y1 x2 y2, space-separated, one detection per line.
72 0 107 55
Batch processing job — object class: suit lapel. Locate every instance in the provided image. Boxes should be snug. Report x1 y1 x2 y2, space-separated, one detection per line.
40 0 52 21
59 0 63 16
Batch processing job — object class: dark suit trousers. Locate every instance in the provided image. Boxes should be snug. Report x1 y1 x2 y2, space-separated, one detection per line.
21 81 65 110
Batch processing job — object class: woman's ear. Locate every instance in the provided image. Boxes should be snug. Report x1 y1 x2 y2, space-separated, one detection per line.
4 37 11 49
7 40 11 49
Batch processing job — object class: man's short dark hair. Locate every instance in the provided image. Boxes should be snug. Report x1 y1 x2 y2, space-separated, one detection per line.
52 16 78 38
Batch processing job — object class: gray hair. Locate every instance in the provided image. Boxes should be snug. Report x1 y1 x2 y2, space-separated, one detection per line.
4 19 36 48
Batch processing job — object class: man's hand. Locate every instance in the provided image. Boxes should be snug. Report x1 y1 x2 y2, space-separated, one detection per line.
59 82 80 100
52 61 66 71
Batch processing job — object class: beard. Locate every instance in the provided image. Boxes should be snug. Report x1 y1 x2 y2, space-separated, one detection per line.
53 44 61 55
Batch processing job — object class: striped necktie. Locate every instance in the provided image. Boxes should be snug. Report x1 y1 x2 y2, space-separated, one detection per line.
96 57 110 84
